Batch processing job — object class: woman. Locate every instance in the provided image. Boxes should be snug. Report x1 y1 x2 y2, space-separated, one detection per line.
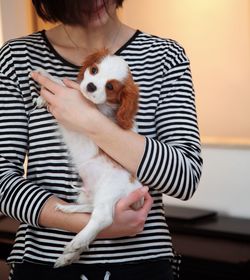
0 0 203 279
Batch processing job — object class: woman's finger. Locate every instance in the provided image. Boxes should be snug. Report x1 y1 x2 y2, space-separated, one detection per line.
40 86 56 105
140 191 153 215
30 71 63 94
63 78 80 91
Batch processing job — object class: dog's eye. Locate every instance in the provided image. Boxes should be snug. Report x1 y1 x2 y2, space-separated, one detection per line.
106 82 114 91
90 66 98 75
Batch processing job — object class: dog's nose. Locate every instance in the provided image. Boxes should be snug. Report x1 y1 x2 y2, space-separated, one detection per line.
87 82 97 93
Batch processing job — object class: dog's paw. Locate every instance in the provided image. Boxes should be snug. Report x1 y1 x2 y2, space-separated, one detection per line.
54 250 81 268
131 197 144 210
36 96 47 108
55 203 67 212
54 239 89 268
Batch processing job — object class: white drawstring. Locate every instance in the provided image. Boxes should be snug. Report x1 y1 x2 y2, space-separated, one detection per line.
80 271 111 280
104 271 111 280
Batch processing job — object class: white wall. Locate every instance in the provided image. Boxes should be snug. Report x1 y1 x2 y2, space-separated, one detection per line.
164 146 250 219
0 0 30 45
120 0 250 142
0 3 3 45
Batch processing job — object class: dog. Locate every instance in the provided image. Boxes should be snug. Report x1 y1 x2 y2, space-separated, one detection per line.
34 49 143 268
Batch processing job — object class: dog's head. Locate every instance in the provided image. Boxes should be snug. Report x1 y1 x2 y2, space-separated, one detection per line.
78 49 139 130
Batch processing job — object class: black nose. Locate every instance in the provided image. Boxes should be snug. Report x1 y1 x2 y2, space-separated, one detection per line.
87 82 97 93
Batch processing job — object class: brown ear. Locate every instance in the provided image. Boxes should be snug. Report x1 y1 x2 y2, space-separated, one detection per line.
77 48 110 82
116 73 139 130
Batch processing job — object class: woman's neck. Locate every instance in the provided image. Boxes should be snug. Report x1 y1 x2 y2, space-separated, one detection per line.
63 18 122 50
45 17 135 66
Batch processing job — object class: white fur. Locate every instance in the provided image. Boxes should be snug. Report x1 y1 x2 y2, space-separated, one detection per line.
33 56 141 268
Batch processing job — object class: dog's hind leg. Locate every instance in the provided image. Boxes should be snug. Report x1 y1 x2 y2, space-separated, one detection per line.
55 203 93 213
54 203 114 268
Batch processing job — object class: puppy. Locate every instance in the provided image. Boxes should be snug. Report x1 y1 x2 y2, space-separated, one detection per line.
34 49 143 268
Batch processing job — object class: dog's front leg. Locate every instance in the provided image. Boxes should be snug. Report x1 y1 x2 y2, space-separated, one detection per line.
54 203 114 268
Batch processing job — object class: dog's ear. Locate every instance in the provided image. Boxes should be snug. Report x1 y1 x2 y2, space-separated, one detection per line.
77 48 110 82
116 73 139 130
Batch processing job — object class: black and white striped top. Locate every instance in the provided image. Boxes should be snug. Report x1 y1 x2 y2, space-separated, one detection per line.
0 30 202 270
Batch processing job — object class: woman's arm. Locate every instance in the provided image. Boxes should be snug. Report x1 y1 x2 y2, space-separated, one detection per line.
38 186 153 238
0 70 53 227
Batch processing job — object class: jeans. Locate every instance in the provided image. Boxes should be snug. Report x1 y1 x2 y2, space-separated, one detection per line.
12 259 174 280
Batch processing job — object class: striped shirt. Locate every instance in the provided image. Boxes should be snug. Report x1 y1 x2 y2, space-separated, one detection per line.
0 30 202 271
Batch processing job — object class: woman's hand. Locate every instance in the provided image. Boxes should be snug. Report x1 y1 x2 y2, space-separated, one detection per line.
39 187 153 239
30 71 97 132
99 186 153 238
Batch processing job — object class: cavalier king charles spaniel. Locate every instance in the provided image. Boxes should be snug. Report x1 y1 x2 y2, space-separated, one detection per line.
35 49 142 268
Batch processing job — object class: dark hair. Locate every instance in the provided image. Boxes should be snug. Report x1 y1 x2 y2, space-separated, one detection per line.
32 0 124 24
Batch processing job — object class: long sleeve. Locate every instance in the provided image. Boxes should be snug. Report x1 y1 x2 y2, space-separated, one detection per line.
137 54 202 200
0 44 53 226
